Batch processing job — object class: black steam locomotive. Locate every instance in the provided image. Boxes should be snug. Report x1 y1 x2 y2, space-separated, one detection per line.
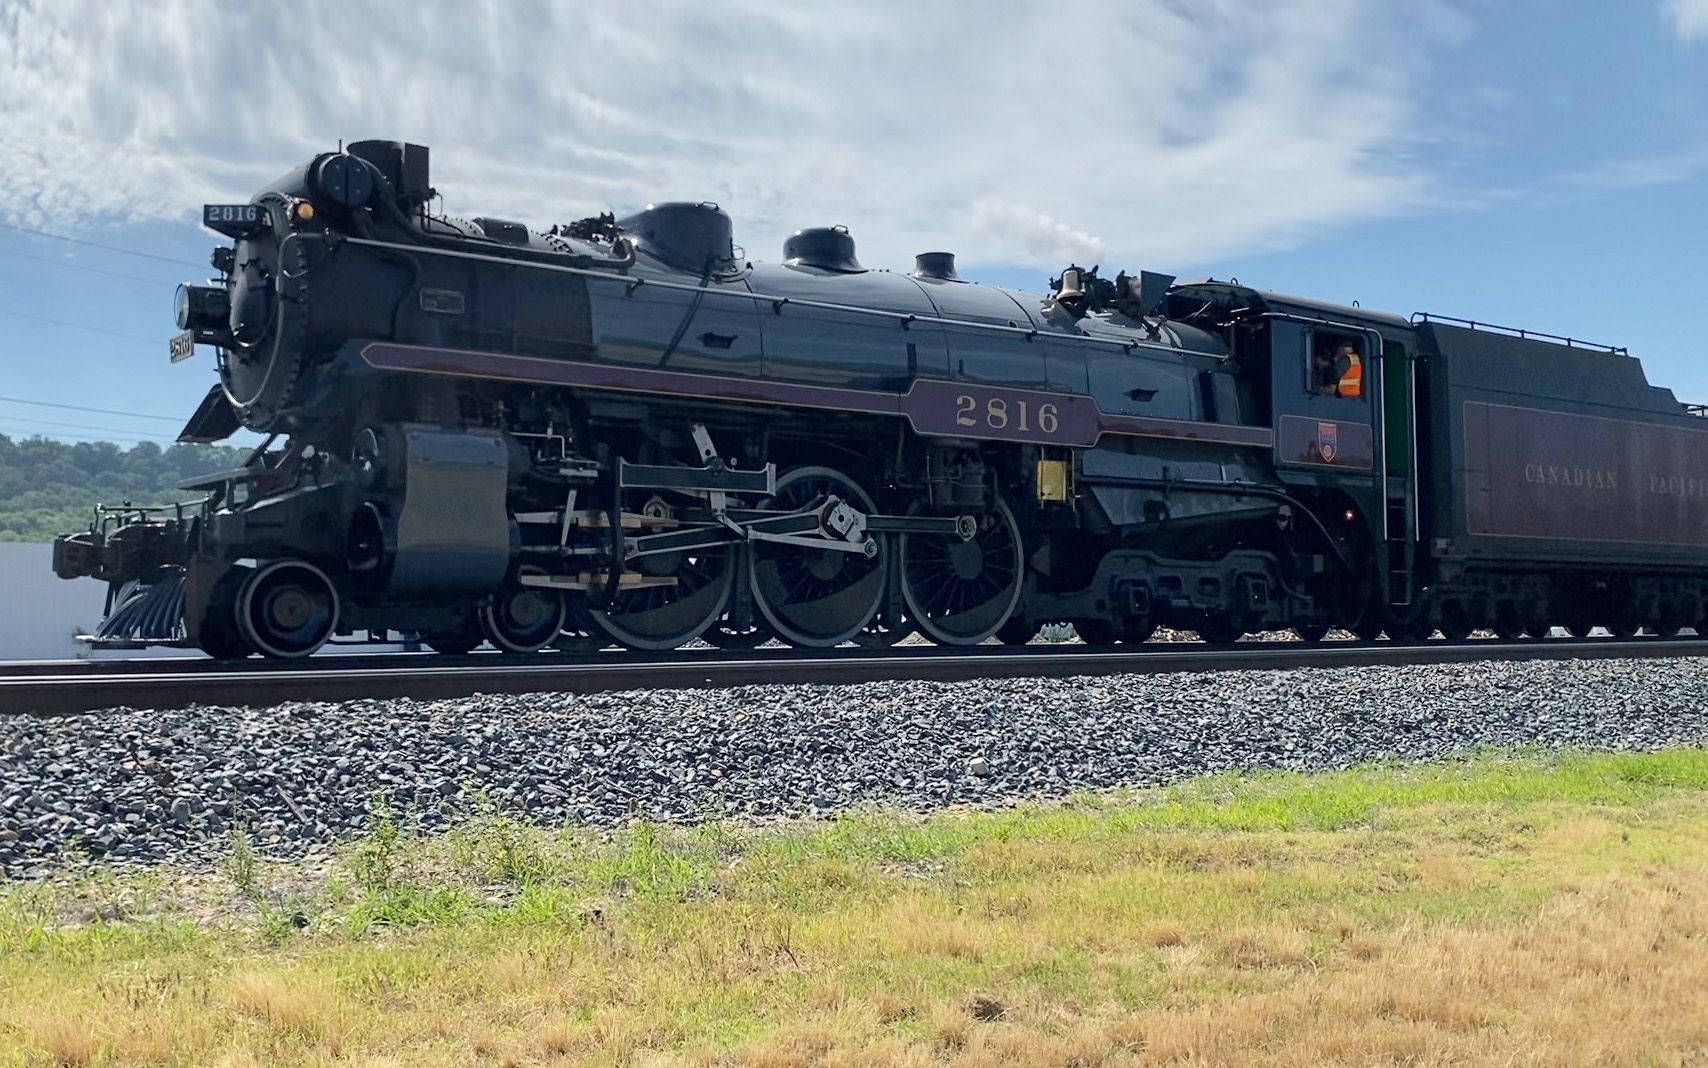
53 140 1708 658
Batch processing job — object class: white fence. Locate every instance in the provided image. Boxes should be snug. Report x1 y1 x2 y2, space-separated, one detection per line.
0 542 189 661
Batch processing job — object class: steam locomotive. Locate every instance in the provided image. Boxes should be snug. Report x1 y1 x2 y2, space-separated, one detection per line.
53 139 1708 658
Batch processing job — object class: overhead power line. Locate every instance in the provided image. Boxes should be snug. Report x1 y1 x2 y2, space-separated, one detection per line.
0 245 176 286
0 414 169 441
0 307 162 344
0 394 181 423
0 219 206 269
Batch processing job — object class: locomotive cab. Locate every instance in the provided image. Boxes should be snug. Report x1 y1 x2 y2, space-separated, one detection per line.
1169 282 1425 626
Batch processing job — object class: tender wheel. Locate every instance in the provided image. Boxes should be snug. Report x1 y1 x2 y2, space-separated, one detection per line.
237 560 339 659
1386 611 1435 643
900 496 1023 646
1606 612 1641 639
1339 596 1385 641
195 565 255 660
750 466 887 648
1491 603 1528 642
1292 624 1330 643
1438 602 1474 642
586 546 735 651
479 572 567 654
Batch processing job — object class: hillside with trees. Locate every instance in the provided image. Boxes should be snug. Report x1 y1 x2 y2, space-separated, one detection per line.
0 435 252 541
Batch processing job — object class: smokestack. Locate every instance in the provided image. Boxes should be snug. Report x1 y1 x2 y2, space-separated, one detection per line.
912 251 960 281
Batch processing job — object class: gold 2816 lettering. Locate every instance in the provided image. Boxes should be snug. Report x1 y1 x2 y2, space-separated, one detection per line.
955 394 1059 435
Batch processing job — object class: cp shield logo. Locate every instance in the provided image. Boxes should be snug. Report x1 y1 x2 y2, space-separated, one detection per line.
1316 421 1339 463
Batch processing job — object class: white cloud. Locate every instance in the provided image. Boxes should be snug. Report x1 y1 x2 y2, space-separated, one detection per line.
1561 149 1708 192
0 0 1460 272
1662 0 1708 40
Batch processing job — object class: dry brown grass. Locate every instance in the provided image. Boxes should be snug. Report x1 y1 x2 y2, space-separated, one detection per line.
25 1013 100 1067
5 750 1708 1066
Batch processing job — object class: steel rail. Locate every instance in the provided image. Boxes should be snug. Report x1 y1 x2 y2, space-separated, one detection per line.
4 638 1708 717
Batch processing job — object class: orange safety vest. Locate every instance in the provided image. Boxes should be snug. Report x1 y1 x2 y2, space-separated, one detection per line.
1337 353 1363 398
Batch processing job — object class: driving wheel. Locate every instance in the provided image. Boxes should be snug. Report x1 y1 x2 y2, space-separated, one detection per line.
750 466 887 647
900 496 1023 646
585 545 734 651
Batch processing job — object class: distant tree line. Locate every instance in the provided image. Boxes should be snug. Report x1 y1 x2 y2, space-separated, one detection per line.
0 435 252 542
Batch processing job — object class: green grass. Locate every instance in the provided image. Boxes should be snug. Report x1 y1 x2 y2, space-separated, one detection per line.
3 747 1708 1066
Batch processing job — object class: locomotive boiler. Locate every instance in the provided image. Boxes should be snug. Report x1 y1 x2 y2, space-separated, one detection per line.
52 139 1708 657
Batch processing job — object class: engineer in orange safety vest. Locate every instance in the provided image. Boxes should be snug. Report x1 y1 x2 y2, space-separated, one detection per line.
1332 343 1363 398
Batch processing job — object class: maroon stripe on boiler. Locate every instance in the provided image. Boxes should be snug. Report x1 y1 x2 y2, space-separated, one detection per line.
359 343 1274 450
1099 414 1274 448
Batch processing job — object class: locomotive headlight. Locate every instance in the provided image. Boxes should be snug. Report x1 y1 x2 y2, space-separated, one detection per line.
309 152 376 210
174 283 230 331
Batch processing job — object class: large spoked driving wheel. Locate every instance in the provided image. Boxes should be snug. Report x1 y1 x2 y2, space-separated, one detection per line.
480 570 568 654
900 496 1023 646
585 546 735 651
750 466 887 647
237 560 340 659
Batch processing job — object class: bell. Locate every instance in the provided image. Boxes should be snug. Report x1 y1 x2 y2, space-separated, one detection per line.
1056 266 1086 305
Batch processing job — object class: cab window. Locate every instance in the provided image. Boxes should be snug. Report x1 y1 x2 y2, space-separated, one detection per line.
1309 332 1366 400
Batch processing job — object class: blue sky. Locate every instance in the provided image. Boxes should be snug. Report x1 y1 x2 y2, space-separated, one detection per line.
1 0 1705 446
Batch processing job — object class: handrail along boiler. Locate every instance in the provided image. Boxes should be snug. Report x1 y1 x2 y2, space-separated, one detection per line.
51 140 1708 656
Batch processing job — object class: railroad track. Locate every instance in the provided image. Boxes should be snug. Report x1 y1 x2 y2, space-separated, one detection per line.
5 636 1708 717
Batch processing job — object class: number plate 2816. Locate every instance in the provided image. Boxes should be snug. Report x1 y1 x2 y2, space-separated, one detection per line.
168 330 196 363
202 203 265 237
901 379 1098 446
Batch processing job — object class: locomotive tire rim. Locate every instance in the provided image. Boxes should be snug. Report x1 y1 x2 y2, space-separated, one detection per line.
899 495 1024 647
236 559 340 659
748 466 886 648
585 547 734 651
480 568 569 654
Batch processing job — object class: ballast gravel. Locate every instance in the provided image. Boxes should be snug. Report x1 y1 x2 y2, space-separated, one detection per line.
3 657 1708 877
